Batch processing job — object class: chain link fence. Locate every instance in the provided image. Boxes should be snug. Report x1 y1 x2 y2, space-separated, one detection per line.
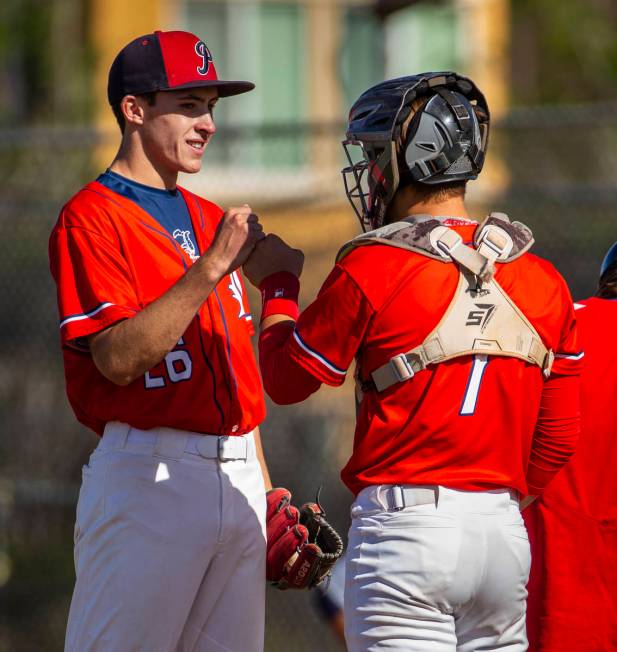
0 103 615 651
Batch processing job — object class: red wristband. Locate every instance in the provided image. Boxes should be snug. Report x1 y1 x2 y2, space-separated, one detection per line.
259 272 300 322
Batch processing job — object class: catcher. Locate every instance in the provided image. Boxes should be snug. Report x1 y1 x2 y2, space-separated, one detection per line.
243 72 582 651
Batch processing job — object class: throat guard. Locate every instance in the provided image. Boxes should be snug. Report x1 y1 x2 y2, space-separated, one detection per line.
337 213 554 393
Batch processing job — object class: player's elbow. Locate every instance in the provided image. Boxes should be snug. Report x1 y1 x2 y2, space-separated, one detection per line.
97 362 137 386
263 377 319 405
91 352 140 386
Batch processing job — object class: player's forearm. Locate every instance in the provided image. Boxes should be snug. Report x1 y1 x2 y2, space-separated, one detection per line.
259 321 322 404
89 250 226 385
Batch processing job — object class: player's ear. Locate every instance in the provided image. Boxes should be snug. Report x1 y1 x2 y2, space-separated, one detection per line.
121 95 145 127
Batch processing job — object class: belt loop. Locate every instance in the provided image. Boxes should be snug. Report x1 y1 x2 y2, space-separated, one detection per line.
389 485 405 511
154 428 187 460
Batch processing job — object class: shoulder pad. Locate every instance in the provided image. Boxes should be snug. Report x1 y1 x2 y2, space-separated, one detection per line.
336 215 452 263
474 212 534 262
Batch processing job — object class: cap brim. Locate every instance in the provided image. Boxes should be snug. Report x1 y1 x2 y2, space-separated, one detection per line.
162 80 255 98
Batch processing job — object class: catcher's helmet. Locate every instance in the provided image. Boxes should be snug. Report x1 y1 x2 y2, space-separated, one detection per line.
342 72 490 231
600 241 617 279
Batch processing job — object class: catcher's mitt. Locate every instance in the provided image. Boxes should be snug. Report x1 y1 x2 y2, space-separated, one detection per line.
266 487 344 590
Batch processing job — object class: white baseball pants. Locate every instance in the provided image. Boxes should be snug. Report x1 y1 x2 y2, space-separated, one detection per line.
65 422 267 652
344 485 530 652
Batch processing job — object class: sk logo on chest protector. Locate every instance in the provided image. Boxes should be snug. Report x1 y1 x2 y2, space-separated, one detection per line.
466 303 497 332
195 41 213 75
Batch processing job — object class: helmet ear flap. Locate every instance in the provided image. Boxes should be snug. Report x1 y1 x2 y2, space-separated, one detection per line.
395 96 429 185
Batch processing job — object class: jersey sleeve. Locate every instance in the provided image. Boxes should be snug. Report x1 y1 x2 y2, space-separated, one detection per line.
49 220 140 345
259 265 374 404
288 265 374 385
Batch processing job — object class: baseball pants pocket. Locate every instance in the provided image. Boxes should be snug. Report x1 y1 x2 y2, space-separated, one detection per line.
73 450 108 548
448 503 531 652
345 504 461 652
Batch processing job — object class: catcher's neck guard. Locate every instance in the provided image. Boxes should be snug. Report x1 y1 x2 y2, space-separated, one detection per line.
341 72 490 232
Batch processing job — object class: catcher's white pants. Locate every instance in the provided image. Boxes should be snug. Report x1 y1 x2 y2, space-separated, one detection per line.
65 422 267 652
344 485 530 652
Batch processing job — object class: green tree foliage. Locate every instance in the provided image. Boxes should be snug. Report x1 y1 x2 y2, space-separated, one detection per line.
512 0 617 105
0 0 93 126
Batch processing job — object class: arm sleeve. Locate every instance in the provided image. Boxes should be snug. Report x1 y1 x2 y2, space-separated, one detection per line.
526 373 580 494
49 223 140 344
259 265 374 405
526 290 582 493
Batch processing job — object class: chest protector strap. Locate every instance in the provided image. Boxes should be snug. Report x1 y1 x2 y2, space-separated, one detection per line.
337 213 554 394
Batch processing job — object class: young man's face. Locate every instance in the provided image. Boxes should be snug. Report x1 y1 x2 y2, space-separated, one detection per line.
137 87 218 175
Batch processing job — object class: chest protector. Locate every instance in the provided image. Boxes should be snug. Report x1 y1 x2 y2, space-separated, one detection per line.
337 213 554 393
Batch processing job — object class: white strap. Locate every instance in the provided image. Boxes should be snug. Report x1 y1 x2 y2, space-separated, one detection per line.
434 229 496 281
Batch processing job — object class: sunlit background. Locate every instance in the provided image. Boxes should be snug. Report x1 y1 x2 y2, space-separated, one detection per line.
0 0 616 649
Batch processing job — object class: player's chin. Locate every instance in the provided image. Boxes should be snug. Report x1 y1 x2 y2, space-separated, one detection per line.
179 156 204 174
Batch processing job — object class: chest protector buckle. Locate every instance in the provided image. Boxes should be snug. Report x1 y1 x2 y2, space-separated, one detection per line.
338 213 554 394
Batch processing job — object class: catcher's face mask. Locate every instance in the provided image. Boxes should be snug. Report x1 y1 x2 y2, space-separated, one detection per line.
342 139 398 232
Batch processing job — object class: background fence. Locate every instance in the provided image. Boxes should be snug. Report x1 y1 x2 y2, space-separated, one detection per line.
0 102 615 651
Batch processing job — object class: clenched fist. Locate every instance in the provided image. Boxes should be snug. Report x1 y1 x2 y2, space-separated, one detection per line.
202 204 264 279
243 234 304 287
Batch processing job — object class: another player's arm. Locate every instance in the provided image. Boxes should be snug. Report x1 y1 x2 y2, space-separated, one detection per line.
89 206 263 386
244 234 372 404
254 426 272 491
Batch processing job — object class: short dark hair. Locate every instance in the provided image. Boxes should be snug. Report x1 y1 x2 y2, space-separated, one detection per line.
111 92 158 133
406 180 467 203
598 265 617 299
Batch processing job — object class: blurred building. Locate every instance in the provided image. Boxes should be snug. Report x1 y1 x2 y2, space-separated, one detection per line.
86 0 509 203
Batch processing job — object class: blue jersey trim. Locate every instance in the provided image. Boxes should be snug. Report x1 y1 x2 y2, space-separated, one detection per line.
195 313 225 431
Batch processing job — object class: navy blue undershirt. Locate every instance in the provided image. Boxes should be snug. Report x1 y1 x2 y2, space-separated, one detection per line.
97 169 200 261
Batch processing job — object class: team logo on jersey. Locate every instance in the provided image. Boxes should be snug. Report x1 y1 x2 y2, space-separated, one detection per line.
466 303 496 332
229 271 250 320
195 41 213 75
173 229 199 261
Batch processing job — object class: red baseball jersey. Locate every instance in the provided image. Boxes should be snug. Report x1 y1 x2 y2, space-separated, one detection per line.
49 181 265 436
259 218 582 496
525 297 617 651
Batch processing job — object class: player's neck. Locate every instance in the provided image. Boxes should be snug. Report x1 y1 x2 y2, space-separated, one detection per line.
405 196 469 220
386 186 469 223
110 139 178 191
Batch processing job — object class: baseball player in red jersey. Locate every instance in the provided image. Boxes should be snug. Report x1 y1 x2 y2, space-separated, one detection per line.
242 73 583 651
525 242 617 651
49 30 273 652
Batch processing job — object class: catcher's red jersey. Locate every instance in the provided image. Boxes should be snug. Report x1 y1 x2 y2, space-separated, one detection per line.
260 219 582 496
525 297 617 651
49 181 265 436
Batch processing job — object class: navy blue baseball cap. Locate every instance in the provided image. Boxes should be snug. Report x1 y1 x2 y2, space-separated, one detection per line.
108 30 255 105
600 241 617 279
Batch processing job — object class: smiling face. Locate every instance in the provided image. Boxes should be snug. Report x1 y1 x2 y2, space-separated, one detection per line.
134 87 218 178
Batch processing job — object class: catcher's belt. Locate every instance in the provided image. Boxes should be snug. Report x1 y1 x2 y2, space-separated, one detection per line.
337 212 554 394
